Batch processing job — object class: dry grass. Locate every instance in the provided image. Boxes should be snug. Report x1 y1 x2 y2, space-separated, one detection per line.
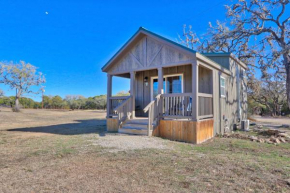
1 108 290 192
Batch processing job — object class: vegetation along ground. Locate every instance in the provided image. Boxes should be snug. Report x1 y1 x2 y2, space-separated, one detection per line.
0 108 290 192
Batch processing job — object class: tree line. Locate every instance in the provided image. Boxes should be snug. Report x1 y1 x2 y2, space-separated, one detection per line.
0 91 129 110
0 94 107 110
42 95 107 110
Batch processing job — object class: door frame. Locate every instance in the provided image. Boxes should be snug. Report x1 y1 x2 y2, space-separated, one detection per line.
150 73 184 101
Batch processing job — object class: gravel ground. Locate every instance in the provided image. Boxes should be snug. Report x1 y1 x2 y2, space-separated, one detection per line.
93 133 169 152
253 116 290 125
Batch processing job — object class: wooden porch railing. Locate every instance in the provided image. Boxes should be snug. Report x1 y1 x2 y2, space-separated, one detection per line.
109 96 130 115
110 93 213 135
113 96 132 124
143 94 161 136
161 93 213 120
198 93 213 119
162 93 192 118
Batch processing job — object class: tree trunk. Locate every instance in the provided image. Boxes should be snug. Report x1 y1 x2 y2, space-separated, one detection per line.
285 54 290 109
15 95 20 112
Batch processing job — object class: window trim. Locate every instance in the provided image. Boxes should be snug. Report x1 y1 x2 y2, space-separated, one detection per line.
220 76 226 98
151 73 184 101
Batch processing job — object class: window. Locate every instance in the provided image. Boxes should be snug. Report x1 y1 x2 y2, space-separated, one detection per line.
151 74 183 100
220 76 226 97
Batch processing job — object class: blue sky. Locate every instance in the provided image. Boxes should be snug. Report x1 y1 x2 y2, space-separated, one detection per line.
0 0 228 101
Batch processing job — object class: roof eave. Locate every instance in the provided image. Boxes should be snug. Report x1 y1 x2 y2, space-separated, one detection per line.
101 28 144 72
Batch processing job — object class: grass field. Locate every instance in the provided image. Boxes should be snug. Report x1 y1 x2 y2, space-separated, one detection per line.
0 108 290 192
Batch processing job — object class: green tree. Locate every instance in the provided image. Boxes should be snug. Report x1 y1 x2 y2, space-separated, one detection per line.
19 97 36 108
52 95 63 109
43 95 53 109
94 95 107 109
114 91 130 96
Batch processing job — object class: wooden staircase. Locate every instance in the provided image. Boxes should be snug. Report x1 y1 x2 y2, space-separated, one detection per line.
112 94 161 136
119 118 152 135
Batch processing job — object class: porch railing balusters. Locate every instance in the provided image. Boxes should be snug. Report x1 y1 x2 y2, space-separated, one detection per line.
109 96 130 116
160 93 213 120
161 93 191 119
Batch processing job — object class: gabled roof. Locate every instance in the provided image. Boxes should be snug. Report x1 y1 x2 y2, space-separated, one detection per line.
101 27 246 74
101 27 197 72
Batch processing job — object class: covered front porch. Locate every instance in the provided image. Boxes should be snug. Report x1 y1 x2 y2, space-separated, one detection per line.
106 63 214 143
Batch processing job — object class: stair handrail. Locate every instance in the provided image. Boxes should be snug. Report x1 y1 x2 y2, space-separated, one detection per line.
143 94 162 136
114 96 132 125
113 96 131 112
143 94 161 113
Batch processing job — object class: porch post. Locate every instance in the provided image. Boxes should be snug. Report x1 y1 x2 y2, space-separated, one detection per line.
157 67 164 121
158 67 164 94
107 74 112 118
130 71 136 118
192 62 199 121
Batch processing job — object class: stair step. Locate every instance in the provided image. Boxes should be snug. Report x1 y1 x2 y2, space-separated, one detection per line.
126 120 148 125
122 124 148 130
126 118 158 125
119 128 148 135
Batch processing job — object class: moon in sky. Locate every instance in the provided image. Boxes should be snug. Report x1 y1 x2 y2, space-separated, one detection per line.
45 12 49 15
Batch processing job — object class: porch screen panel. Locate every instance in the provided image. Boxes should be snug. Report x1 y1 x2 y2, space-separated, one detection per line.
152 78 165 99
166 75 182 94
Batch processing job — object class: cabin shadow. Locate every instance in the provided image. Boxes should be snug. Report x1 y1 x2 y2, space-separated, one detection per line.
7 119 108 136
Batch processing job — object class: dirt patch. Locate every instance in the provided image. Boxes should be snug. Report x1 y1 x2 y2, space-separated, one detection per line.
253 116 290 127
0 107 106 138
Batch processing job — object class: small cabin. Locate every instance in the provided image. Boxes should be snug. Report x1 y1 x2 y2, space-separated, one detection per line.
102 27 247 144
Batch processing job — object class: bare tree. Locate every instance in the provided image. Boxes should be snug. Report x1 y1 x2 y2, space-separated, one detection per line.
180 0 290 106
64 95 85 110
0 61 45 112
248 71 286 116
